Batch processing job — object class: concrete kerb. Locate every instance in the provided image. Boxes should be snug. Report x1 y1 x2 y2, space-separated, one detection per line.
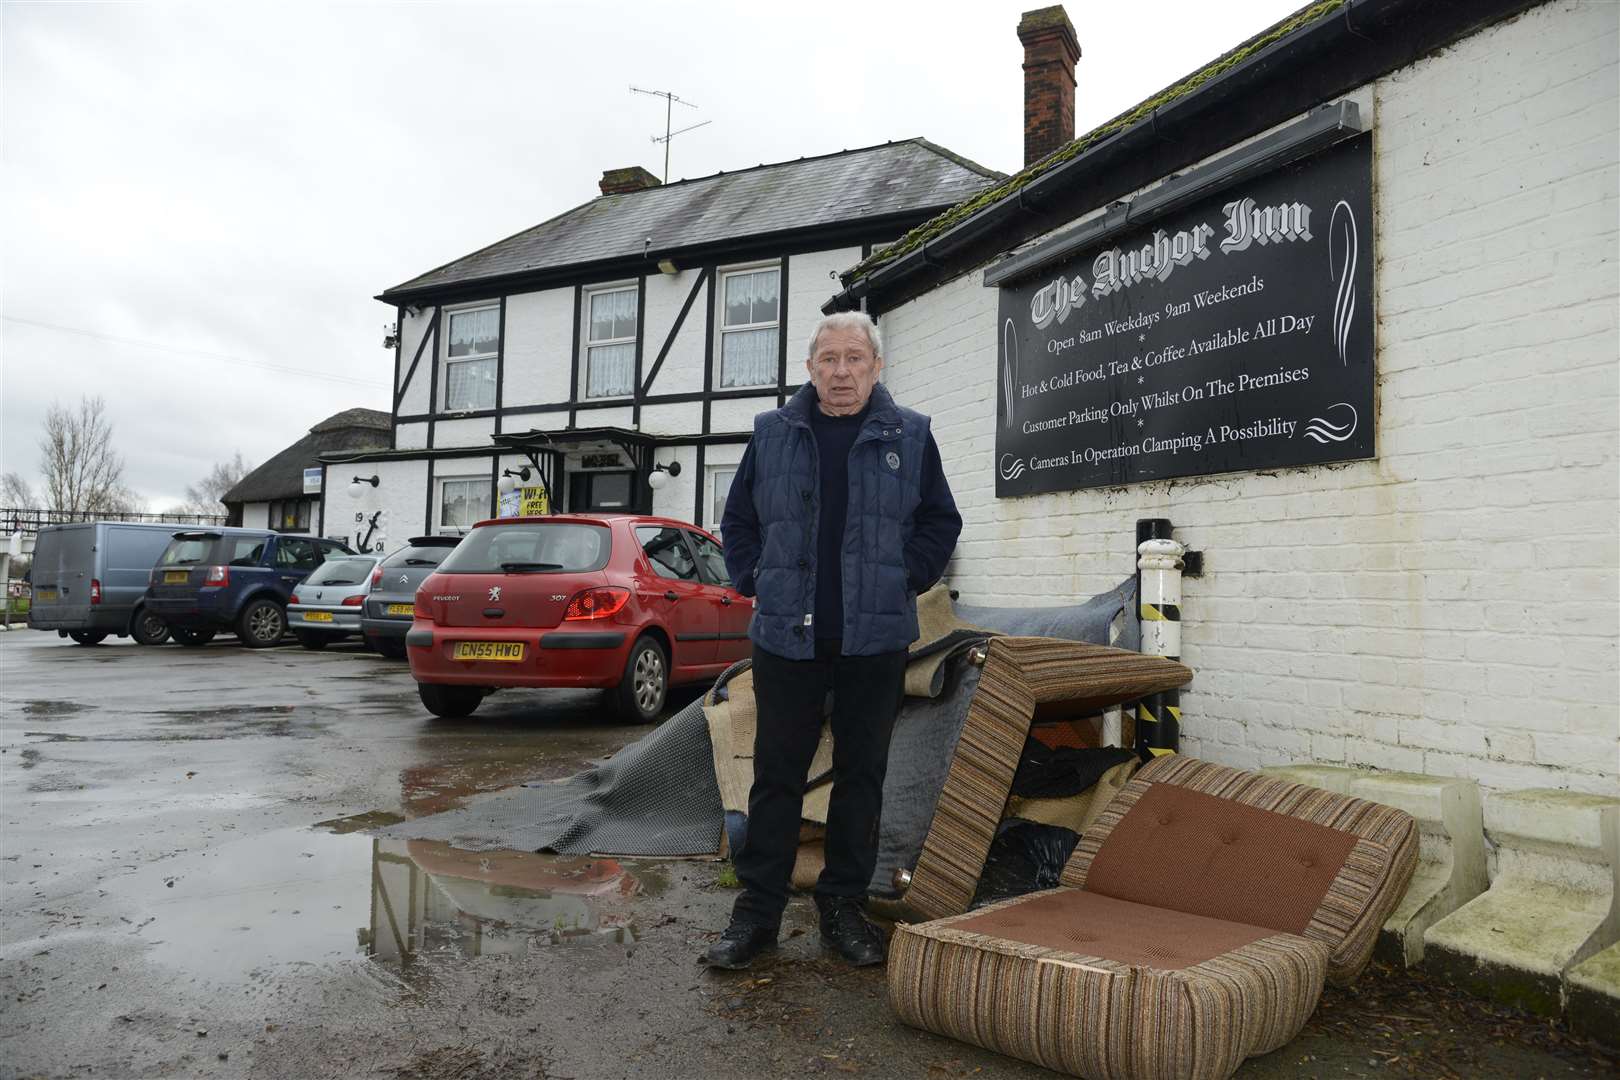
1567 940 1620 1048
1262 765 1489 967
1423 789 1620 1018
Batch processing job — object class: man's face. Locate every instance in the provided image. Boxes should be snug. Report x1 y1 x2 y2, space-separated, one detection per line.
806 326 884 415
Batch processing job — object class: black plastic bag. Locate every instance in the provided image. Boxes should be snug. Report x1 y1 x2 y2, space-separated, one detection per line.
970 819 1080 908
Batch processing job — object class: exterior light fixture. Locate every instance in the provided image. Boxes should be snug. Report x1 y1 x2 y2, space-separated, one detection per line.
497 466 533 494
348 475 380 499
646 460 682 491
657 258 678 275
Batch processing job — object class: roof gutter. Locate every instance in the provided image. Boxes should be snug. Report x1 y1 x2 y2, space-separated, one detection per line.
825 0 1544 314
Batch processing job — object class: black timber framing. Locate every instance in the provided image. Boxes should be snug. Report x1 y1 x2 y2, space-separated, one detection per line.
390 306 403 448
701 264 715 439
631 277 647 428
640 267 711 397
394 307 439 414
488 455 499 520
568 285 583 431
423 458 435 537
693 443 706 526
426 309 441 448
776 255 789 408
493 296 507 435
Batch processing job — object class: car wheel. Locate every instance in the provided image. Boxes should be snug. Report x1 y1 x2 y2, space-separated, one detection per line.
67 630 108 646
237 598 286 648
294 632 329 651
129 607 169 646
614 636 668 723
418 683 482 719
171 628 215 648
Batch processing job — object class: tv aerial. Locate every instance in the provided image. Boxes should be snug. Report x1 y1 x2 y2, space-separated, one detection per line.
630 86 712 182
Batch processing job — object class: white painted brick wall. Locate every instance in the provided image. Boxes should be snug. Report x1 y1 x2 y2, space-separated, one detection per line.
880 0 1619 796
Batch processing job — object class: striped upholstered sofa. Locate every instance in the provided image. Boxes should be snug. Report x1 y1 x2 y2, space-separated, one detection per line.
888 755 1418 1080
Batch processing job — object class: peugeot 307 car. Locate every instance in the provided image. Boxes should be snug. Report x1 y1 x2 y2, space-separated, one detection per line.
407 515 751 722
288 555 381 650
358 536 461 658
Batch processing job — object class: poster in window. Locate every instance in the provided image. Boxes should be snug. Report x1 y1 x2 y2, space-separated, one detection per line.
519 487 550 516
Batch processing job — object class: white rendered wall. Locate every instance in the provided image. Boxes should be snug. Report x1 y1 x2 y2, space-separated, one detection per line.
331 458 432 550
787 248 862 368
643 269 707 397
877 0 1619 796
396 307 434 417
241 503 269 530
433 416 496 448
502 287 575 409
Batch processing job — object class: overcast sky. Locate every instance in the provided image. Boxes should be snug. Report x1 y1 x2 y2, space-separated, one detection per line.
2 0 1305 510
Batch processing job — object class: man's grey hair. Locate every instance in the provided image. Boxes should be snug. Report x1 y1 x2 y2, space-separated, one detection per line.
806 311 883 360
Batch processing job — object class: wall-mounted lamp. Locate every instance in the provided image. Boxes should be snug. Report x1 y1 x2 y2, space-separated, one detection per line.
657 258 679 275
347 475 380 500
497 466 533 494
645 460 682 491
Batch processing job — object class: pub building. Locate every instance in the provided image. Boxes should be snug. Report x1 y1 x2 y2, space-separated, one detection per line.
826 1 1617 800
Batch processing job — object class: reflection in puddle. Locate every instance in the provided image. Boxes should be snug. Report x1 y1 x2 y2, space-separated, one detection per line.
100 827 647 986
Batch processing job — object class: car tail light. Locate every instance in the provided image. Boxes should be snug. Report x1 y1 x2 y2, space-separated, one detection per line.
204 565 229 586
342 595 363 606
89 579 102 605
371 566 383 588
564 587 629 621
289 594 300 605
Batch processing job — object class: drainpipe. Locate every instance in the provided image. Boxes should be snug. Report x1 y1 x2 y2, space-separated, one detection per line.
1135 522 1184 758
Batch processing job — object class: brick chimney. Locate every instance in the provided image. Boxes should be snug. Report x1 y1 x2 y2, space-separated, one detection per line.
599 166 662 196
1017 6 1081 169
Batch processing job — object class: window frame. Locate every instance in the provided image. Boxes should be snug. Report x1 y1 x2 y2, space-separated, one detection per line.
634 524 701 583
715 262 782 390
441 301 501 413
707 464 738 531
687 529 732 588
581 282 639 400
267 498 313 533
436 474 494 535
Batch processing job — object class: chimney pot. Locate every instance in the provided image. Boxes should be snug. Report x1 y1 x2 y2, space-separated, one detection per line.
599 166 662 196
1017 6 1081 169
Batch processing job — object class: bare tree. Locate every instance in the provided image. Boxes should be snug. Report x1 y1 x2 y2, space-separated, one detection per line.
1 471 36 507
171 452 254 516
39 396 138 514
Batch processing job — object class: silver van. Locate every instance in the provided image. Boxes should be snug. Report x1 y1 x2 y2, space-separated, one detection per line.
27 522 180 645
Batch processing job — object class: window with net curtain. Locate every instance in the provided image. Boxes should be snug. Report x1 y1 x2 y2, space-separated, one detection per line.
586 287 638 397
445 306 499 411
439 477 492 532
720 267 779 388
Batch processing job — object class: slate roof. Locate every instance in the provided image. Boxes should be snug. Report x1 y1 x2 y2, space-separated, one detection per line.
380 139 1001 300
223 409 392 505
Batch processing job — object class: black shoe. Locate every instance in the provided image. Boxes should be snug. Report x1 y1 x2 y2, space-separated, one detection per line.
817 899 886 967
701 921 778 970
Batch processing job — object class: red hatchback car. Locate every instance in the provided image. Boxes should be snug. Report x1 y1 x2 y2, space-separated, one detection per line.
406 515 752 721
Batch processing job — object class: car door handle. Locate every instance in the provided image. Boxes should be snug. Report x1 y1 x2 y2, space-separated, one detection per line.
664 590 678 601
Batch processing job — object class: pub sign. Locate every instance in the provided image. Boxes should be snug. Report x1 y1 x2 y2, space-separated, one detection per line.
995 133 1375 496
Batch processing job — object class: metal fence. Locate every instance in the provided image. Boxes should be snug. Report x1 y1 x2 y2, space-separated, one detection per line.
0 507 228 536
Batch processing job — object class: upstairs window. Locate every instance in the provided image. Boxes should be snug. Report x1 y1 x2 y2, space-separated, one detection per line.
719 267 779 388
585 286 637 398
444 305 499 411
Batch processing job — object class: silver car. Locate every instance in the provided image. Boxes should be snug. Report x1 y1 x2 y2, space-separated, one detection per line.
288 555 380 650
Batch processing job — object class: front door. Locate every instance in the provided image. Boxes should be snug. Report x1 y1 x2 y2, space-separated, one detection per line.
567 471 636 513
632 525 715 670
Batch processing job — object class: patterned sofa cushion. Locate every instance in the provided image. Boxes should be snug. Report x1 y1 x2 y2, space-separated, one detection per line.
1062 755 1418 985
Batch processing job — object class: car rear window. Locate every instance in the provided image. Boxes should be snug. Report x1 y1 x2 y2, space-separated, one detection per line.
159 535 266 568
437 523 610 574
381 542 457 570
302 557 376 586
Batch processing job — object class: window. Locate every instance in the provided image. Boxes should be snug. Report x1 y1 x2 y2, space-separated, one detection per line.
438 476 492 533
709 465 737 529
225 538 267 566
585 286 637 398
438 523 610 575
444 305 499 411
303 556 376 586
275 537 323 572
267 498 312 533
635 526 699 581
566 471 634 512
719 266 779 388
688 530 730 587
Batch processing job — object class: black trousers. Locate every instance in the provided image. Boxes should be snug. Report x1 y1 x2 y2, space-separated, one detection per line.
731 640 908 930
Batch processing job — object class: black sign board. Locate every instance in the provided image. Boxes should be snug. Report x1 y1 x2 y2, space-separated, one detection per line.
995 133 1375 496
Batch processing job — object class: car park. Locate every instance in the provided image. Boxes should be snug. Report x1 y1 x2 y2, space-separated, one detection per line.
144 528 353 648
407 515 751 722
26 521 180 645
358 536 461 658
288 554 381 650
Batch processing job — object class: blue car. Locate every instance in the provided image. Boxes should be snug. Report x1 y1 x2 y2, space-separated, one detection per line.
144 528 354 648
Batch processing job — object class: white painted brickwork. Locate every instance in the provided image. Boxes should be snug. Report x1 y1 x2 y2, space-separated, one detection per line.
880 1 1618 796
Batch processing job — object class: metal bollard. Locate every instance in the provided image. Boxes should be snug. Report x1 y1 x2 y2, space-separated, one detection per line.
1135 536 1185 758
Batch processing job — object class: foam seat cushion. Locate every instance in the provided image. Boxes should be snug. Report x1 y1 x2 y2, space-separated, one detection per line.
889 888 1331 1080
1062 756 1419 985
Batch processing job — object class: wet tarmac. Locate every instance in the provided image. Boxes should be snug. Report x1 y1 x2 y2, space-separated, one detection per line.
4 632 1616 1079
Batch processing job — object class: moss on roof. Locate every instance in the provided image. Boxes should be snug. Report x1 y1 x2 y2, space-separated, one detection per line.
846 0 1345 284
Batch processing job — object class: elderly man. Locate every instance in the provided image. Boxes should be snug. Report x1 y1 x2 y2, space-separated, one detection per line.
703 311 962 970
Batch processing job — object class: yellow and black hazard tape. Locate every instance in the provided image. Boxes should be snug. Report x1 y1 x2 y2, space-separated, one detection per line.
1139 602 1182 622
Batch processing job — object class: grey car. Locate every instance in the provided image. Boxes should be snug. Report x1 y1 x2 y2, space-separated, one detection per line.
358 536 460 658
288 555 380 650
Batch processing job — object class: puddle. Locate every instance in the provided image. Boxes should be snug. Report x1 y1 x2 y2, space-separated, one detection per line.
99 828 648 987
314 809 407 834
22 700 93 718
18 747 41 769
